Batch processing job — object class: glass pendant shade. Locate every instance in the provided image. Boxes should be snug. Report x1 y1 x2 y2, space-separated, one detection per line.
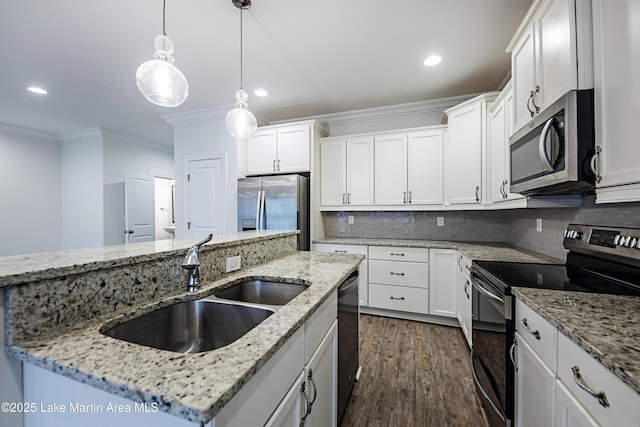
225 89 258 138
136 35 188 107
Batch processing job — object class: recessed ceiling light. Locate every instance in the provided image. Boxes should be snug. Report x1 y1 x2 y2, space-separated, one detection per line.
27 86 48 95
423 55 442 67
254 89 268 97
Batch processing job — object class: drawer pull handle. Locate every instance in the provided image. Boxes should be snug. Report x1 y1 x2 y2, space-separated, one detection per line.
521 318 541 340
390 272 405 276
390 253 405 256
334 250 347 253
390 296 405 301
571 366 610 408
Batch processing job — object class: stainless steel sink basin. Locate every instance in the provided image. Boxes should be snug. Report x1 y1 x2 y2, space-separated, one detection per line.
214 279 308 306
102 300 274 354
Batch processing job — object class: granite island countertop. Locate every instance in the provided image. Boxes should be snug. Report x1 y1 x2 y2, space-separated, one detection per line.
314 237 562 263
514 288 640 396
0 230 299 288
6 251 363 423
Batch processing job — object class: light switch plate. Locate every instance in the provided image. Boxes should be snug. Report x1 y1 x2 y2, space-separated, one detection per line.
536 218 542 232
226 255 241 272
348 215 354 224
437 216 445 227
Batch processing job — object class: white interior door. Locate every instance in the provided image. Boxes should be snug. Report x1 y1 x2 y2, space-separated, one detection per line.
125 172 154 243
186 156 224 238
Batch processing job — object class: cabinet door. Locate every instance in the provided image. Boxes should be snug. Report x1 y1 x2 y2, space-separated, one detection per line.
535 0 575 111
248 129 278 175
446 102 483 205
407 130 444 205
347 137 374 205
511 22 538 133
320 140 346 206
305 322 338 427
593 0 640 194
488 96 508 203
429 249 457 318
277 125 311 173
554 380 599 427
374 134 407 205
266 372 306 427
514 334 555 427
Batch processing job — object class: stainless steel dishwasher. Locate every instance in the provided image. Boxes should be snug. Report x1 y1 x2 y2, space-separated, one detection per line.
337 271 359 425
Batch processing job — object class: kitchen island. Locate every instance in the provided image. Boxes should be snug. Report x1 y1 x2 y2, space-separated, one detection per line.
1 231 363 425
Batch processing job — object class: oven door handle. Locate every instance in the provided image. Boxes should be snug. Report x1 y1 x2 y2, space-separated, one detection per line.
470 348 507 423
538 117 556 172
470 273 504 305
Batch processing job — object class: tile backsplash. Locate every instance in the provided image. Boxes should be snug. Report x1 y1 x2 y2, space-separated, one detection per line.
322 196 640 260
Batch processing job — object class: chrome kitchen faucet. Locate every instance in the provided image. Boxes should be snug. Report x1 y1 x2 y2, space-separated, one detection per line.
181 233 213 292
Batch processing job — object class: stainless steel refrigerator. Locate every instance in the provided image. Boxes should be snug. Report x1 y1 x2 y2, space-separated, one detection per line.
237 174 309 250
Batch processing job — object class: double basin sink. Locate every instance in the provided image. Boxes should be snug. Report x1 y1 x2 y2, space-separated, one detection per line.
102 279 308 354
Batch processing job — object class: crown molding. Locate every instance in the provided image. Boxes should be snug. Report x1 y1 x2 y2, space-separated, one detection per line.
100 127 173 154
0 122 58 143
272 94 479 129
162 105 269 128
56 127 104 145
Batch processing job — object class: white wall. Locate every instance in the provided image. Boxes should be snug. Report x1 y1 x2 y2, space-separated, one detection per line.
165 109 238 239
60 129 104 250
102 131 174 245
154 177 175 240
0 125 62 256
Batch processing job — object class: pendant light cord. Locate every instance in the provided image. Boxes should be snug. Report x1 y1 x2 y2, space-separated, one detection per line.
162 0 167 35
239 7 244 90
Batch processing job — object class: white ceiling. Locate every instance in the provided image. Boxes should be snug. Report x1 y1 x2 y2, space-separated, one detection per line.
0 0 533 147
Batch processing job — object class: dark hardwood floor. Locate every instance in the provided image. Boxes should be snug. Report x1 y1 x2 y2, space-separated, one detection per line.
340 315 488 427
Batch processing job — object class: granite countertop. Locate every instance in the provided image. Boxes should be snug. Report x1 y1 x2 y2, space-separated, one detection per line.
314 237 561 264
7 251 363 423
0 230 298 288
514 288 640 395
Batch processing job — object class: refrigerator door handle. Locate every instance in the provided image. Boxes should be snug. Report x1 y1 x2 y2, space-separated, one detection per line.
255 190 262 230
258 190 266 230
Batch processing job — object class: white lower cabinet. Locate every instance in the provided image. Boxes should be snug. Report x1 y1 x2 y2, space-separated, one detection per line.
303 321 338 427
315 243 368 306
456 253 472 346
428 248 458 318
514 332 555 427
368 246 429 315
554 379 599 427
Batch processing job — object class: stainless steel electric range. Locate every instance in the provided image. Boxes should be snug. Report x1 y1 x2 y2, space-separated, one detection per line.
469 224 640 426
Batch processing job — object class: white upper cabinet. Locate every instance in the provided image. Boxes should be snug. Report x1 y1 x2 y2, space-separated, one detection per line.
592 0 640 202
407 129 445 205
320 137 374 207
248 122 325 175
445 93 497 205
374 133 407 205
487 82 524 204
507 0 593 134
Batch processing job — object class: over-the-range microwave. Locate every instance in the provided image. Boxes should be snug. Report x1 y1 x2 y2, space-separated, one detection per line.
510 89 596 196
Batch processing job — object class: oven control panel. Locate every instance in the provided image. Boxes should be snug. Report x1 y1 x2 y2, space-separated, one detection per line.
564 224 640 263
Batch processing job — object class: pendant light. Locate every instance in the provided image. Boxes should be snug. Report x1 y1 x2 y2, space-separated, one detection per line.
225 0 258 138
136 0 188 107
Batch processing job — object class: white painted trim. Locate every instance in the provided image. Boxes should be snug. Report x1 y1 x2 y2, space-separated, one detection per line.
0 121 57 143
100 128 173 154
596 183 640 204
57 127 104 144
360 306 460 328
163 105 269 128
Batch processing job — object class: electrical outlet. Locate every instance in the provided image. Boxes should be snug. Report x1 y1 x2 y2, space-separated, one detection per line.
437 216 445 227
226 255 241 273
348 215 354 224
536 218 542 232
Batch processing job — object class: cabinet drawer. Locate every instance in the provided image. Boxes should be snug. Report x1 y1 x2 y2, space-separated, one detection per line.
557 332 640 427
368 283 428 314
515 299 557 371
369 259 428 288
369 246 428 262
315 243 367 258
